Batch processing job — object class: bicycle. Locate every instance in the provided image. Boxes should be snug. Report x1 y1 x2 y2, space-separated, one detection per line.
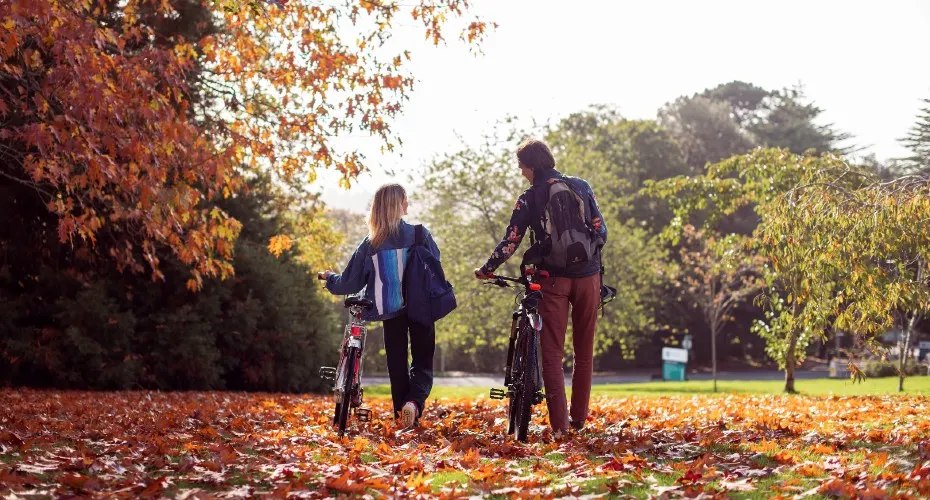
318 289 373 437
484 266 548 442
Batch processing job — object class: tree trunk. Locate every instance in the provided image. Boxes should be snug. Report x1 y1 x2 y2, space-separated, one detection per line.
784 328 798 394
710 318 718 393
899 314 918 392
440 345 446 374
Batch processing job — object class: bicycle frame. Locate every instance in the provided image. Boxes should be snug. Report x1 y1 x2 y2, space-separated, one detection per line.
487 267 547 440
333 304 367 404
319 295 374 435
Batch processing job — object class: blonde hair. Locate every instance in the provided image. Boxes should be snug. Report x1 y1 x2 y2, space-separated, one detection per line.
368 183 406 248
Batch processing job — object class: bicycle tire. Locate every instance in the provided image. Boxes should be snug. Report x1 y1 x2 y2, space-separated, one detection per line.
506 317 523 436
335 347 358 436
507 394 517 435
515 329 538 442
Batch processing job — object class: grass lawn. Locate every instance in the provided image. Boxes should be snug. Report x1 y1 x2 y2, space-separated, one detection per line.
365 375 930 400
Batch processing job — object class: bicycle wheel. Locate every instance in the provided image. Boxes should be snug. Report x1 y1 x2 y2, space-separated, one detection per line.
516 329 539 443
506 318 522 436
335 347 358 436
515 329 538 442
507 392 518 435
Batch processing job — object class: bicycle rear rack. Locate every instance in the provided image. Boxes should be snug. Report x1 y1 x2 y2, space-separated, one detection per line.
489 388 508 400
355 408 371 422
319 366 336 380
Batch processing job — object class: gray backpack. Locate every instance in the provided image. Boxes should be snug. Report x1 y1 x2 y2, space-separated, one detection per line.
537 180 600 272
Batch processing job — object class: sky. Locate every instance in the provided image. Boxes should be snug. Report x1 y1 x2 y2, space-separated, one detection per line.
317 0 930 212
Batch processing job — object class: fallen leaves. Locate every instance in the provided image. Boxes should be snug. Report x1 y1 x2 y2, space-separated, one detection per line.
1 390 929 497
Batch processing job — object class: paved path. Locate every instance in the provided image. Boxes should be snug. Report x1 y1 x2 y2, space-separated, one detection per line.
362 370 827 387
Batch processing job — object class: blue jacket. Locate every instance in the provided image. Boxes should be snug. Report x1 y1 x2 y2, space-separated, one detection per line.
326 221 441 321
480 169 608 278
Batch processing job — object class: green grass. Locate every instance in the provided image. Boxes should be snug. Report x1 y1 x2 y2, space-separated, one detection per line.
591 376 930 396
365 375 930 400
430 471 470 491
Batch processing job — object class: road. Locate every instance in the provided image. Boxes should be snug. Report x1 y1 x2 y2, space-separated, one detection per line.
362 369 828 387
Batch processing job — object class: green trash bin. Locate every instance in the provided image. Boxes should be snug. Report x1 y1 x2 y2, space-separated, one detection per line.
663 360 686 381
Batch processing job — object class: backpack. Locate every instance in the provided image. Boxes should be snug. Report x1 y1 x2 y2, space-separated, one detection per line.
536 179 600 272
403 225 457 326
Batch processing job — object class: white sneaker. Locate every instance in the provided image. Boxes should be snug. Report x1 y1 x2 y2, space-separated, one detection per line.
400 401 418 428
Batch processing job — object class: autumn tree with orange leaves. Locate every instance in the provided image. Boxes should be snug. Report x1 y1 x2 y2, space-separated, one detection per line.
0 0 490 389
0 0 491 289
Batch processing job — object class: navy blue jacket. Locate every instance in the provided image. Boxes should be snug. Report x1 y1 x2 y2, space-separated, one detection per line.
326 221 440 321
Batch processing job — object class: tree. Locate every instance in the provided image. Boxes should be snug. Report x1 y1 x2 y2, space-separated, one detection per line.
759 168 930 391
0 0 490 287
1 173 340 391
673 226 764 392
658 81 849 173
416 125 527 371
701 81 851 155
900 96 930 173
546 107 690 233
645 149 855 392
658 95 754 173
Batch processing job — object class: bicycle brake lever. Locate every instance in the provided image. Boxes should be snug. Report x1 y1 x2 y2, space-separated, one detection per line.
483 278 509 288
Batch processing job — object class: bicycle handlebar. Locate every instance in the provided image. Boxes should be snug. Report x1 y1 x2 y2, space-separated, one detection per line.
483 271 546 292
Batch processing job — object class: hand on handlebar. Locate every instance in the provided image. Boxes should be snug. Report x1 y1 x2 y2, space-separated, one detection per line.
474 268 492 280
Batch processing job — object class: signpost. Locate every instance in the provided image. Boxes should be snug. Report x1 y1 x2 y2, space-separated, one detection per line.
662 347 688 381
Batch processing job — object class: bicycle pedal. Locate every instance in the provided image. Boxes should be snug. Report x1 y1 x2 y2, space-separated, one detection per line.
319 367 336 380
534 392 545 405
355 408 372 422
489 388 507 400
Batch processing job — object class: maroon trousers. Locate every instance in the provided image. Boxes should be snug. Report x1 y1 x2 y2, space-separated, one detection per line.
538 273 600 432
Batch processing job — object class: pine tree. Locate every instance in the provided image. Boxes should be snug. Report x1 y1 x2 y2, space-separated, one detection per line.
901 97 930 173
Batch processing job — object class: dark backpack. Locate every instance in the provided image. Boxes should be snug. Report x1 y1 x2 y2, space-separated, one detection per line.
403 225 457 326
536 179 600 272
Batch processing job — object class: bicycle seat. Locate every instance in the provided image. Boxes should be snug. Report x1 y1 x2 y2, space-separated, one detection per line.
344 297 374 310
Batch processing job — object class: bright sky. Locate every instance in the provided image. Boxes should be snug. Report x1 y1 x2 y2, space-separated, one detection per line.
319 0 930 212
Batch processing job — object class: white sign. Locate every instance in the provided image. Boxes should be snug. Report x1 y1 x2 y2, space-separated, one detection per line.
919 341 930 350
662 347 689 363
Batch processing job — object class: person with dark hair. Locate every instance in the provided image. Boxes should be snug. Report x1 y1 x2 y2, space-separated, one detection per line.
475 138 607 435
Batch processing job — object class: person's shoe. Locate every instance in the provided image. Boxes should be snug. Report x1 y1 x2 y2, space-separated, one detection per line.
569 419 584 432
551 429 570 442
400 401 418 429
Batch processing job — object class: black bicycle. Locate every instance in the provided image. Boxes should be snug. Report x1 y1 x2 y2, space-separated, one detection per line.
485 267 547 442
318 293 373 436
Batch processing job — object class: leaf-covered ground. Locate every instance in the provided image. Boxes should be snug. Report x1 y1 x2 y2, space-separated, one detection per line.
1 390 929 498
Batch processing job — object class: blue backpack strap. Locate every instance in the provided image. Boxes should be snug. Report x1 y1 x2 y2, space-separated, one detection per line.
414 224 424 247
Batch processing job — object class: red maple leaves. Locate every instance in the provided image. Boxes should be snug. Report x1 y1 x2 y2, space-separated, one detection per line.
1 390 929 497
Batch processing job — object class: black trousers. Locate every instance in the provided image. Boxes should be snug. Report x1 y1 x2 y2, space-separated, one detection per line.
382 313 435 417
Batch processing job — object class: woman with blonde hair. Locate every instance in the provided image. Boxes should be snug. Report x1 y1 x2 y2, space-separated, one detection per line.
319 183 440 428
